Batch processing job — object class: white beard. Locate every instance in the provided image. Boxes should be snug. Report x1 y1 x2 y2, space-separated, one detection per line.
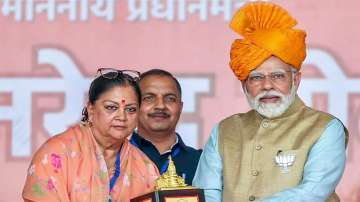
245 83 297 118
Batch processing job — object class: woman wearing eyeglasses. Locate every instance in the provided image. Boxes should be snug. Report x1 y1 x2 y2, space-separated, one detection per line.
22 69 160 202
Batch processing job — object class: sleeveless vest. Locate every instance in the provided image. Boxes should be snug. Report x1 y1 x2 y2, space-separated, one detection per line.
219 97 341 202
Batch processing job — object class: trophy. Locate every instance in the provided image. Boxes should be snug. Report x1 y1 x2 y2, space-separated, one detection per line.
130 156 205 202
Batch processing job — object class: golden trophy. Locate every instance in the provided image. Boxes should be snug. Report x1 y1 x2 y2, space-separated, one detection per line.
130 156 205 202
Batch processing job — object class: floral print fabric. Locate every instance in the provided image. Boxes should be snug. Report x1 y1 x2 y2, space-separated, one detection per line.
22 124 159 202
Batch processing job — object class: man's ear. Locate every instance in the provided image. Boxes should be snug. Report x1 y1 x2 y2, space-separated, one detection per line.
241 80 248 94
294 71 302 90
180 101 184 114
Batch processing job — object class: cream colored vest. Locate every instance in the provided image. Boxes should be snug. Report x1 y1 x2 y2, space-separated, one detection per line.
219 97 341 202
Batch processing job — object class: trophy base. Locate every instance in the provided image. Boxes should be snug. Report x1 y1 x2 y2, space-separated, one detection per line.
130 188 205 202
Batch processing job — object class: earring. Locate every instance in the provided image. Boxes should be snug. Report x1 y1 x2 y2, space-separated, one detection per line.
87 119 93 127
81 118 92 127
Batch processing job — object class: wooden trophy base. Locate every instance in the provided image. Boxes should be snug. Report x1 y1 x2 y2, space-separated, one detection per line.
130 188 205 202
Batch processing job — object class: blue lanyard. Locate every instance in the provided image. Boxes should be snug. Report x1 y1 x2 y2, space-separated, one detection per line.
130 136 181 174
130 137 138 147
109 145 122 202
160 145 180 174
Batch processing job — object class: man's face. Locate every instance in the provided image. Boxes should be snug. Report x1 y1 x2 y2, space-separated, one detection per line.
138 75 183 135
243 56 301 118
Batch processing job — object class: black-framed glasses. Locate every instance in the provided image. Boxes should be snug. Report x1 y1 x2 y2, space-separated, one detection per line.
96 68 140 81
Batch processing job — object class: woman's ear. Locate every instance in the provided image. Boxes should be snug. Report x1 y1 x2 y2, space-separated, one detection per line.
87 102 94 123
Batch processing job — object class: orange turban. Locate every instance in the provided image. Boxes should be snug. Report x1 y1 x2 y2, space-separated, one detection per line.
229 2 306 81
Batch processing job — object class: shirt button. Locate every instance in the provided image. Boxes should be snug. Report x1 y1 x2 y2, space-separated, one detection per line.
262 120 270 128
252 170 259 176
255 145 262 150
249 195 256 201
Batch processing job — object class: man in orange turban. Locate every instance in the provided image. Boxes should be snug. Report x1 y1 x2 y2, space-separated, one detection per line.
193 2 348 202
229 1 306 81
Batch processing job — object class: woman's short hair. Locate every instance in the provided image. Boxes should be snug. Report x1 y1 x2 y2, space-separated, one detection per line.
81 71 141 122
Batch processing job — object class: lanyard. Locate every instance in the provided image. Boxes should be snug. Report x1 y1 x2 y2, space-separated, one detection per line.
130 137 139 147
160 145 180 174
108 145 122 202
130 136 181 174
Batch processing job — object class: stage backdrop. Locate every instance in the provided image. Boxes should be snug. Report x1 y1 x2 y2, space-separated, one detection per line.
1 0 359 201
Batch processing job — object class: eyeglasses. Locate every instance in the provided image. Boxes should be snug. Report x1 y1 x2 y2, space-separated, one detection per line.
96 68 140 81
246 70 296 86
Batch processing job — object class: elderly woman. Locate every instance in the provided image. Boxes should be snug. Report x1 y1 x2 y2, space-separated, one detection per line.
22 68 160 202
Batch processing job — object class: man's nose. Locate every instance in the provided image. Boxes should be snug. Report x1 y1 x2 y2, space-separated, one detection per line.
154 97 165 109
261 76 275 90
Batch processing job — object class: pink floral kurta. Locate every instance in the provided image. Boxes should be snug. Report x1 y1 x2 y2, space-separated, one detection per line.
22 124 159 202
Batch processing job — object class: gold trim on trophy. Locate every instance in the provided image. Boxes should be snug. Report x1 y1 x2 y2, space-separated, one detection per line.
131 155 205 202
155 156 193 191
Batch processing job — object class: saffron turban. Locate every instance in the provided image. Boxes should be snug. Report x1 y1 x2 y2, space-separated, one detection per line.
229 2 307 80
